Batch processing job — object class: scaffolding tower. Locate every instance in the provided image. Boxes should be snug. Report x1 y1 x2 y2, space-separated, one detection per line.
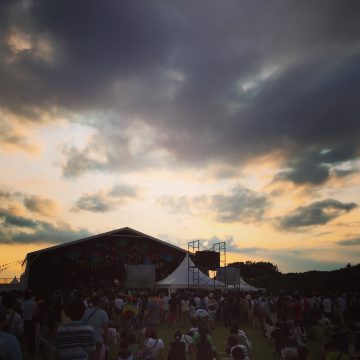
187 240 200 288
213 241 227 292
187 240 227 291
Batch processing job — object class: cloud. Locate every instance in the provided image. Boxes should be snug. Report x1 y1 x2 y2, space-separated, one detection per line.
0 203 91 245
157 185 267 223
74 193 115 213
271 252 346 273
278 199 358 230
73 183 141 213
211 186 268 223
336 237 360 246
0 209 37 228
0 111 39 152
60 146 103 178
10 222 91 244
0 190 10 199
109 184 142 198
0 189 58 218
23 195 58 216
0 1 359 175
276 147 358 185
157 196 190 215
189 234 264 254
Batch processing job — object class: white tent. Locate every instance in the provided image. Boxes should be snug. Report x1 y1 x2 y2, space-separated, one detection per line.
153 254 258 291
153 254 220 288
216 267 258 291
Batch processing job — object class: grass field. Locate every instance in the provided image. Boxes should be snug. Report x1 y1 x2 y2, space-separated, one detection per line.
153 322 325 360
22 319 326 359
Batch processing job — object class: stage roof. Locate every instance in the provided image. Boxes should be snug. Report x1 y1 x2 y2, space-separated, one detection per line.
26 227 187 257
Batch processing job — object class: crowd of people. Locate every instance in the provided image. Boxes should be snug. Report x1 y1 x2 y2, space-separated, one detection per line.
0 287 360 360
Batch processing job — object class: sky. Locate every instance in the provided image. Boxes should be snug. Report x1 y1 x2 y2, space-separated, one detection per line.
1 0 360 278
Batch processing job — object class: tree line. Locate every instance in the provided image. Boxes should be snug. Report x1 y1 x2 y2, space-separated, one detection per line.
228 261 360 292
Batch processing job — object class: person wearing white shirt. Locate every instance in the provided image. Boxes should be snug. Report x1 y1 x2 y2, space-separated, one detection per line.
322 296 332 320
143 328 164 359
114 295 124 314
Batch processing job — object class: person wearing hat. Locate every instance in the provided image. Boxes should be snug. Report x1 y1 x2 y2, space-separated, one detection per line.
0 304 23 360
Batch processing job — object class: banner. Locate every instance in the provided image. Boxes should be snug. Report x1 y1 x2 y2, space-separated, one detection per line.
124 264 156 288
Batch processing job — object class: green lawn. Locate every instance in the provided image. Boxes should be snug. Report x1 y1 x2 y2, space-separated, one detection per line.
154 322 325 360
22 320 325 359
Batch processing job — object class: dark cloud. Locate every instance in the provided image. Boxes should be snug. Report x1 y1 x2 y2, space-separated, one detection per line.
278 199 358 230
73 183 141 213
24 195 58 216
0 0 178 116
334 169 358 178
276 147 358 185
60 147 104 178
0 209 37 228
336 237 360 246
211 186 268 223
0 0 359 176
0 199 91 245
74 193 115 213
10 222 91 244
0 207 88 243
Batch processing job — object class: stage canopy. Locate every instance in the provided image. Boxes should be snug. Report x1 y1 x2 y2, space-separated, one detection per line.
153 253 258 290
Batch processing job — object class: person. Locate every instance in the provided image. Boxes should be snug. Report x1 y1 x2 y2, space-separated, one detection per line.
117 339 133 360
55 299 96 360
322 295 333 321
22 292 37 354
324 341 349 360
37 296 62 360
335 294 347 326
168 293 179 327
207 294 218 329
114 293 124 314
245 295 257 328
81 295 109 360
229 326 252 354
142 327 164 359
167 331 187 360
161 293 170 324
222 295 233 328
0 304 23 360
195 328 213 360
181 330 194 355
145 293 161 328
263 318 275 339
230 344 249 360
180 296 190 327
1 292 24 339
127 333 139 357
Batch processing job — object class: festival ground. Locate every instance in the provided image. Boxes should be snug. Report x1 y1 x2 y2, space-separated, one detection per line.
21 321 326 360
